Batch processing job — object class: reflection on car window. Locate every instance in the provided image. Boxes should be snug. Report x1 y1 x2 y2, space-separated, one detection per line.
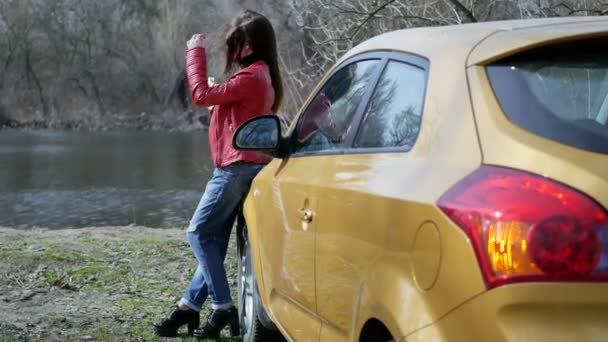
294 60 380 154
528 66 608 121
487 37 608 154
354 61 425 149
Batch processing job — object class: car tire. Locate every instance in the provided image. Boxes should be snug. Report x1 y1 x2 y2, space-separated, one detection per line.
237 226 285 342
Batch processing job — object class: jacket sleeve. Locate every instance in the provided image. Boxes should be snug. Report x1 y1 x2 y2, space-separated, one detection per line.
185 47 257 108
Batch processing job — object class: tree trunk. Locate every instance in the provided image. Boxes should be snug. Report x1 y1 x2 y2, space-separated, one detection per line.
25 49 49 118
84 70 106 116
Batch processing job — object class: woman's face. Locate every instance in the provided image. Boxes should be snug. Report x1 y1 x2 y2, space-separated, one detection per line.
239 43 253 59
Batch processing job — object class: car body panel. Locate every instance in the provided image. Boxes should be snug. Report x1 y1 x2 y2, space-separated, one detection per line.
315 154 484 340
340 16 608 71
354 209 487 340
245 158 322 341
467 18 608 66
404 284 608 342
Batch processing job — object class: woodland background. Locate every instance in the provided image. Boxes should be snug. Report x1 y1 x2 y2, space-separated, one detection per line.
1 0 606 129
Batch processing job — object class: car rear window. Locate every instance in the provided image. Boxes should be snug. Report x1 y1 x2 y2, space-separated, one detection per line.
486 36 608 154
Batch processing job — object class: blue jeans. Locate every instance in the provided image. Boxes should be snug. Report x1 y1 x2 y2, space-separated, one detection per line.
180 163 263 311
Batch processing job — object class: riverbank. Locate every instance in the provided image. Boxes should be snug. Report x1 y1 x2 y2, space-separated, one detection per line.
0 226 239 341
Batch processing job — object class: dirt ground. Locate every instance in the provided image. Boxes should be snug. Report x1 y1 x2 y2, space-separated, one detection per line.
0 226 240 341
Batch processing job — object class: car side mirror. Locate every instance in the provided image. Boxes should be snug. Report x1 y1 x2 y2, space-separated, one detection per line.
233 115 287 158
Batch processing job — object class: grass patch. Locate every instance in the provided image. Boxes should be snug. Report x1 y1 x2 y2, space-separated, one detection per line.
87 322 117 342
42 270 62 285
120 296 168 341
40 250 95 263
0 249 94 264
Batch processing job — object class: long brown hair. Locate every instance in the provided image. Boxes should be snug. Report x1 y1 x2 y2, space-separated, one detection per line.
224 10 283 113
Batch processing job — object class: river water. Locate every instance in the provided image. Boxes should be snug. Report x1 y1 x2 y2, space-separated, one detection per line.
0 130 214 229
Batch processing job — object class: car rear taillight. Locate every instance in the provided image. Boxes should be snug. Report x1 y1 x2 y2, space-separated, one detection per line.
438 165 608 288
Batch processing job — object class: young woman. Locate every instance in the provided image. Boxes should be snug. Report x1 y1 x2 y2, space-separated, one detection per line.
153 10 283 339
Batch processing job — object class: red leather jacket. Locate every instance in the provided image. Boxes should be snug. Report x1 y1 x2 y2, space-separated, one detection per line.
185 47 274 167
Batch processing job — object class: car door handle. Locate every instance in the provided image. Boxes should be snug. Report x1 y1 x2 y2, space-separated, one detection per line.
298 209 314 223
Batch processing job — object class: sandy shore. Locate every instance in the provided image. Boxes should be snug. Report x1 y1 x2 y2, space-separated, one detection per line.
0 226 239 341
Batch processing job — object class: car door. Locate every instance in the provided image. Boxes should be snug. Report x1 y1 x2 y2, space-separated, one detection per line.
254 56 384 341
313 54 430 340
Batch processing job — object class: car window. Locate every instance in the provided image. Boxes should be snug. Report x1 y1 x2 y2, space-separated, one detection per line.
294 59 381 154
487 37 608 154
354 61 426 149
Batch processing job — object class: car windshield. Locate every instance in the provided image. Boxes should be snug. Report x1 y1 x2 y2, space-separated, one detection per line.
486 37 608 154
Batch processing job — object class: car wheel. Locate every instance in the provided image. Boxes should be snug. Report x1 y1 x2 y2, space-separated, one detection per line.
238 227 285 342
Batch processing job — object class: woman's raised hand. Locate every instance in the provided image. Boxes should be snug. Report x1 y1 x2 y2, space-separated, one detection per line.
187 34 206 49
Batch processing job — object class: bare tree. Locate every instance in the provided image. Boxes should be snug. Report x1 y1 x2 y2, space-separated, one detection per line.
288 0 607 124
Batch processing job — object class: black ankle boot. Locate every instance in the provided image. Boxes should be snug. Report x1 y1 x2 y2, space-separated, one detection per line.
153 306 200 337
193 306 240 339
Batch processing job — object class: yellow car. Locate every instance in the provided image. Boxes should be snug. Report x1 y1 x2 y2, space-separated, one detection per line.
232 16 608 342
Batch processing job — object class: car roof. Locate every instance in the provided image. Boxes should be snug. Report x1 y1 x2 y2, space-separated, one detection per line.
341 16 608 66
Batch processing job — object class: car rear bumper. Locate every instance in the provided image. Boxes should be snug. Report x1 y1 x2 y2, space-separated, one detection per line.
403 283 608 342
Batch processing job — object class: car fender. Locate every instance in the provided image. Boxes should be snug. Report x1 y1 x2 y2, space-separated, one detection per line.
351 261 431 340
241 195 271 310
